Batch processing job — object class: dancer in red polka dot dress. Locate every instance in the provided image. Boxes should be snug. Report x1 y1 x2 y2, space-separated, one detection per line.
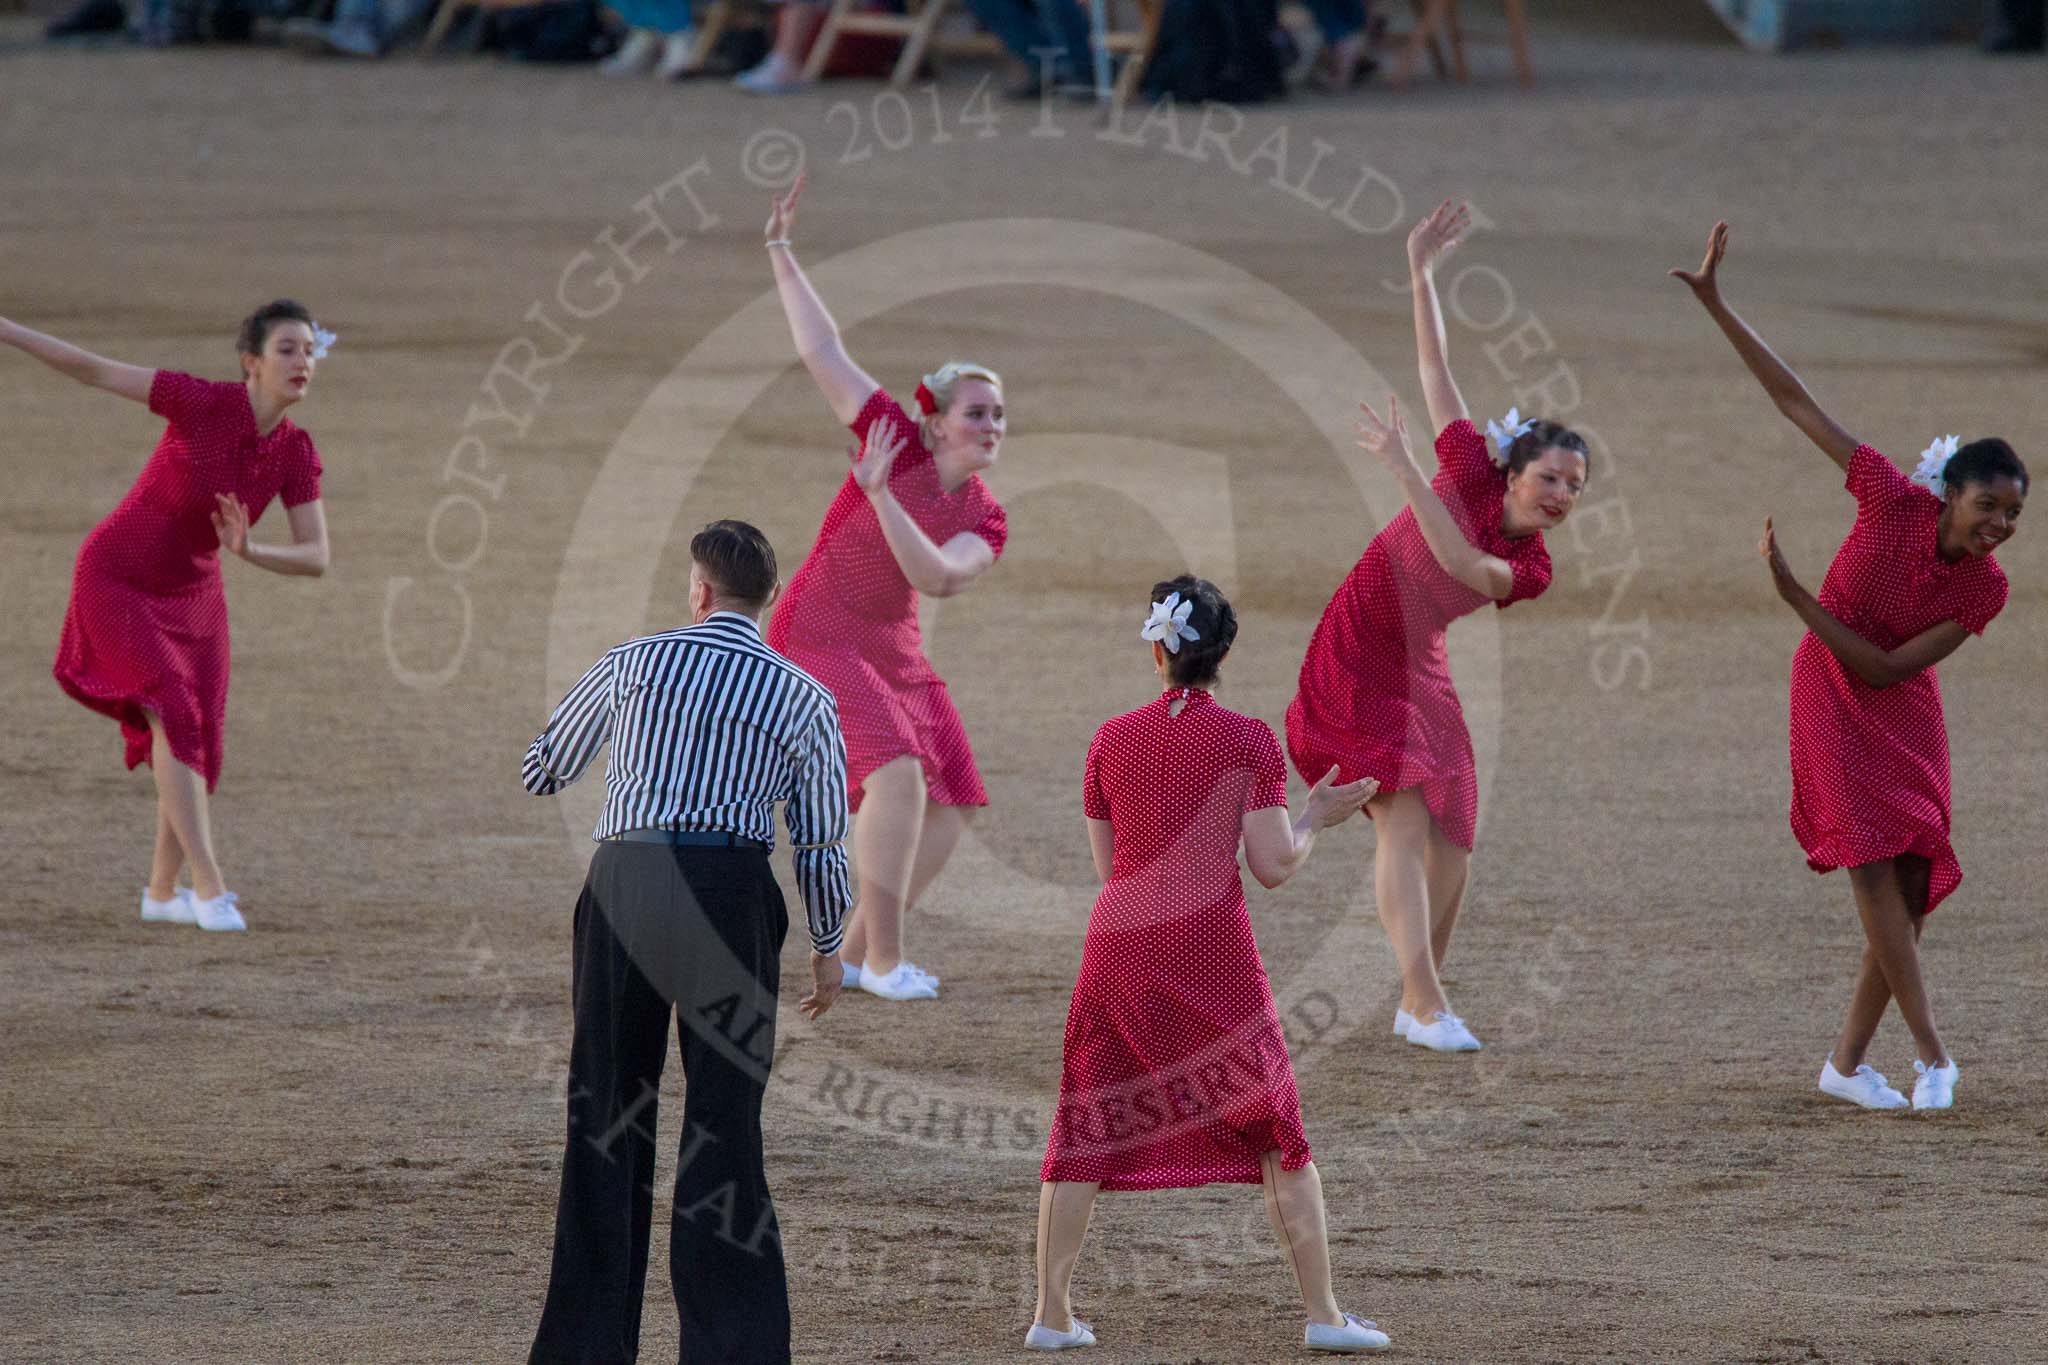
761 175 1007 1001
1028 577 1389 1355
1285 201 1589 1053
4 302 333 933
1674 222 2027 1113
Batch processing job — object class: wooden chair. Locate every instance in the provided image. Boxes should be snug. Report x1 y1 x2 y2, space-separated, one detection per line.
1097 0 1162 105
1388 0 1532 87
801 0 1003 87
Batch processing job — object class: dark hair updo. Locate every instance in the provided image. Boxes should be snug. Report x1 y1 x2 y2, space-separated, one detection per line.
1503 419 1590 476
236 299 315 358
1942 438 2029 496
1149 574 1238 688
690 518 780 606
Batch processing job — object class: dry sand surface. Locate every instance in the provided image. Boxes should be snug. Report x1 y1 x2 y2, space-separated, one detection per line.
3 4 2046 1361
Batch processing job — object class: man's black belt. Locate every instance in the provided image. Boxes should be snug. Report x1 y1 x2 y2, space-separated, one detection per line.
605 828 770 850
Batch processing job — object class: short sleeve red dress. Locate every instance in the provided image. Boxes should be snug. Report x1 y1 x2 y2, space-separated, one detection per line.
766 388 1008 811
52 371 324 792
1285 419 1551 850
1786 446 2008 913
1040 688 1312 1190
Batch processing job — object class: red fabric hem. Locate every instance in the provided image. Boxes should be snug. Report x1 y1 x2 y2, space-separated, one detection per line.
1040 1147 1314 1191
1802 835 1963 914
52 665 220 793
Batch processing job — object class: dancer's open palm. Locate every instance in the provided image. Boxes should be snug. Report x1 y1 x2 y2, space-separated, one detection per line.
853 414 908 495
211 493 250 558
1354 395 1415 473
1670 220 1730 303
764 171 807 244
1406 199 1471 271
1306 765 1378 829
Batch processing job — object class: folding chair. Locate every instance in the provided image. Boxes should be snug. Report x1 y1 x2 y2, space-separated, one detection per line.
801 0 1003 87
1096 0 1161 105
1388 0 1533 87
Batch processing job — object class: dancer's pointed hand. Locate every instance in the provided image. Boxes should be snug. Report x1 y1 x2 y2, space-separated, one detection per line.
800 950 842 1021
853 414 908 496
765 171 807 245
1355 395 1415 473
211 493 250 558
1307 765 1378 829
1406 199 1471 272
1670 221 1730 303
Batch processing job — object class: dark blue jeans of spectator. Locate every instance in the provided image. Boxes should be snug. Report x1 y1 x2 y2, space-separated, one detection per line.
964 0 1093 80
1301 0 1363 43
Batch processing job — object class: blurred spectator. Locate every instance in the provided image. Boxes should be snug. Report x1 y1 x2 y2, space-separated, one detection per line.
1298 0 1376 88
733 0 823 91
598 0 698 74
280 0 439 54
961 0 1092 97
45 0 128 36
1983 0 2043 51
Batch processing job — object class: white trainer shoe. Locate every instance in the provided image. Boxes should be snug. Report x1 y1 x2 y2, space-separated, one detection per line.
733 52 805 94
1306 1312 1391 1352
1407 1010 1481 1052
141 886 197 924
1817 1059 1906 1109
191 890 247 933
859 961 938 1000
840 958 862 989
654 28 699 78
1911 1059 1958 1111
1024 1318 1095 1350
599 27 660 75
1393 1008 1416 1037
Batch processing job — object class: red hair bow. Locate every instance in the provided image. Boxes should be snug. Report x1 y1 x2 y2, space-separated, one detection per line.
913 381 938 416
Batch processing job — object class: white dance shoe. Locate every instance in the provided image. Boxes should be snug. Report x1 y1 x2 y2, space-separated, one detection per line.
859 961 938 1000
191 890 246 933
1817 1059 1907 1109
1406 1010 1481 1052
141 886 197 924
1393 1008 1416 1037
1306 1312 1391 1352
1024 1318 1095 1350
1911 1059 1958 1110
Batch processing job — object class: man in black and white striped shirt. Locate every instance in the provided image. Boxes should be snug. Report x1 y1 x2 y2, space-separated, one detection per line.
524 520 850 1365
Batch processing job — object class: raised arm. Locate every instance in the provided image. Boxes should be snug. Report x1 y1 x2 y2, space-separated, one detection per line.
1358 396 1516 599
0 316 154 404
764 174 880 426
854 416 996 597
1242 766 1376 890
1671 222 1858 471
1760 518 1970 687
1407 200 1472 435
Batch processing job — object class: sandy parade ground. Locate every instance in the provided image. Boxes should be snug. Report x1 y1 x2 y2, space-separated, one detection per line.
2 3 2045 1360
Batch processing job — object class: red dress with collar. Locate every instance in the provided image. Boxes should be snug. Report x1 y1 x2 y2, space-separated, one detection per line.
1285 418 1552 851
52 371 324 791
1041 688 1311 1191
1787 446 2008 912
767 387 1008 811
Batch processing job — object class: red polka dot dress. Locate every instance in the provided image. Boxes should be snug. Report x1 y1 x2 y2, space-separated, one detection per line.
1787 446 2008 913
52 371 324 792
1285 419 1551 851
767 388 1007 812
1041 688 1312 1190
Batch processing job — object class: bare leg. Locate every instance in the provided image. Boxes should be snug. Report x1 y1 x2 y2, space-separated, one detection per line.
1371 790 1449 1020
1421 820 1469 974
147 801 184 902
840 756 925 976
771 0 821 64
1260 1153 1342 1327
144 710 224 900
1033 1180 1100 1332
904 801 974 913
1844 858 1947 1068
1831 859 1930 1072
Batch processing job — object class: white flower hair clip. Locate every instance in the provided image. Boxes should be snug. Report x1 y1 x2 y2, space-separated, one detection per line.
311 326 337 361
1484 407 1536 470
1139 591 1201 654
1912 434 1959 497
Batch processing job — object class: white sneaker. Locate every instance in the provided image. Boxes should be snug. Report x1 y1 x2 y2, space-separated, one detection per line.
191 890 246 933
654 28 698 78
1393 1008 1416 1037
1406 1010 1481 1052
840 958 862 989
599 27 660 75
1911 1059 1958 1111
733 52 805 94
1306 1312 1390 1352
141 886 197 924
1817 1059 1907 1109
859 961 938 1001
1024 1318 1095 1350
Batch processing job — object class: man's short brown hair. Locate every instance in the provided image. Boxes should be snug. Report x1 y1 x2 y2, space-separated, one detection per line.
690 519 779 606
